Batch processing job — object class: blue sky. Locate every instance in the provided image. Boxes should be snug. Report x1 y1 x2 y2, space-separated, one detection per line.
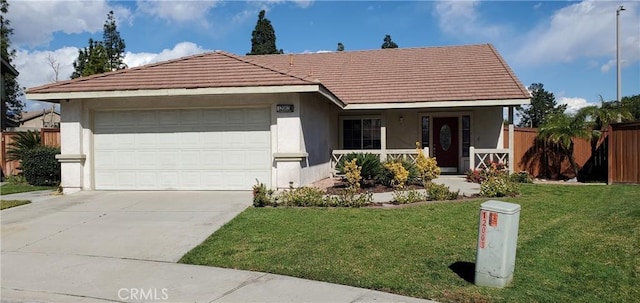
8 0 640 114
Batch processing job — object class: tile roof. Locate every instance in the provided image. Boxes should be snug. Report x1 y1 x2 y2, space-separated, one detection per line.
27 44 530 104
27 51 317 94
247 44 530 104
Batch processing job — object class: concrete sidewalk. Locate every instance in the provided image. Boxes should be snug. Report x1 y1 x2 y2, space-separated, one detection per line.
371 175 480 203
1 189 58 203
1 191 437 303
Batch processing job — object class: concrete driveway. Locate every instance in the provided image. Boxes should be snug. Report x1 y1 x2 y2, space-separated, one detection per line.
1 191 435 303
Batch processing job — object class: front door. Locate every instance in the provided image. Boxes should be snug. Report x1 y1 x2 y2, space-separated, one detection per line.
432 117 459 172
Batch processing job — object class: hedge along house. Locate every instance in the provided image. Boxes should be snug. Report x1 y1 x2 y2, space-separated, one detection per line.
26 44 530 194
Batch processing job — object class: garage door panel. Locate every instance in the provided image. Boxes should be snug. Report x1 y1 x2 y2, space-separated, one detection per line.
94 108 271 190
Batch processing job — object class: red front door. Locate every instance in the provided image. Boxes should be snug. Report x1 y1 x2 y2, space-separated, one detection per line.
432 117 459 170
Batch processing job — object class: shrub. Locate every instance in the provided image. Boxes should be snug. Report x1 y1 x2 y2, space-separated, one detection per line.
509 171 534 183
278 186 326 207
343 158 362 190
466 161 508 183
479 176 520 197
252 180 274 207
326 190 373 208
383 161 408 189
380 159 419 187
414 142 440 185
336 153 382 181
5 174 28 185
21 146 60 186
391 188 427 205
426 182 459 201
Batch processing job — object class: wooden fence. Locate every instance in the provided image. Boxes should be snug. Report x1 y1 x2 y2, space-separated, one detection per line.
505 123 639 183
504 127 607 180
1 128 60 178
608 122 640 184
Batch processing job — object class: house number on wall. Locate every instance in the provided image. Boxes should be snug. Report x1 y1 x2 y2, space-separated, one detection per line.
276 104 294 113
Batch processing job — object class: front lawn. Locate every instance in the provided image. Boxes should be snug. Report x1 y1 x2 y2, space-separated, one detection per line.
1 200 31 210
0 183 56 195
180 184 639 303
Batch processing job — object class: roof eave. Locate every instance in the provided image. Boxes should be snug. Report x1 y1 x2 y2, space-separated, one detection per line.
343 98 531 110
26 84 325 103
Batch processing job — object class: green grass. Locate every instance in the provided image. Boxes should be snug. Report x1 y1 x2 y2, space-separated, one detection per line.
180 185 640 303
1 200 31 210
0 183 56 195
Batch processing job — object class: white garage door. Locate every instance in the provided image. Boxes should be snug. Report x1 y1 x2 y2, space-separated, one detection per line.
94 108 271 190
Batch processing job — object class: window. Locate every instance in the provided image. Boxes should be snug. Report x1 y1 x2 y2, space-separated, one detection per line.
462 115 470 157
342 118 381 149
421 116 429 149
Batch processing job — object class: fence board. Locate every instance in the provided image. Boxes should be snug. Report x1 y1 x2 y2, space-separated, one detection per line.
608 122 640 184
504 127 607 180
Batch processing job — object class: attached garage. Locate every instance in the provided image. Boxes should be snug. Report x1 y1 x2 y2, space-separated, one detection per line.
93 108 271 190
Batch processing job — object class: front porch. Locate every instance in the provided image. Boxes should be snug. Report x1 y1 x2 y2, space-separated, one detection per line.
329 107 517 174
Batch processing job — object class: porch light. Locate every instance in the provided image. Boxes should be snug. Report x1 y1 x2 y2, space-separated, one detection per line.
399 115 404 124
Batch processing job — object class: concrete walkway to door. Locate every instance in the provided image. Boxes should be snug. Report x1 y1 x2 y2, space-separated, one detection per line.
1 191 435 303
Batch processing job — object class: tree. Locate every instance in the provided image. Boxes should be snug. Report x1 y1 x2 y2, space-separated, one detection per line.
517 83 567 127
337 42 344 52
71 39 109 79
71 11 126 78
46 53 61 82
621 94 640 120
381 34 398 49
102 10 126 71
247 10 282 55
537 111 591 178
6 130 41 161
1 0 24 121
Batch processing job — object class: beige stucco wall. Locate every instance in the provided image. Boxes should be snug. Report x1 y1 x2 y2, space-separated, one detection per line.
298 93 338 186
20 113 61 129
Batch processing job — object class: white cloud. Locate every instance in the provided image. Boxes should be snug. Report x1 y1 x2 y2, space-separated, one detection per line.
8 0 131 48
15 47 79 90
515 1 640 68
136 0 221 26
558 97 594 113
292 0 314 8
434 0 504 40
124 42 209 68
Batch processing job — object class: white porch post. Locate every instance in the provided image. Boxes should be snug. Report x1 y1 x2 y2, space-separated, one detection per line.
469 146 475 171
380 119 387 162
508 107 515 174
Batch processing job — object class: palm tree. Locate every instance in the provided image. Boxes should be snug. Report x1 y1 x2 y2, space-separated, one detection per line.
537 112 591 178
580 97 633 145
6 131 42 161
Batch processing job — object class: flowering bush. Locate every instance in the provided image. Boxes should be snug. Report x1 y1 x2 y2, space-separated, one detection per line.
465 161 508 184
383 161 409 189
414 142 440 185
343 158 362 190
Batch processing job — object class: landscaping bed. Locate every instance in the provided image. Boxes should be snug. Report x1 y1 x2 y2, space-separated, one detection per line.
180 184 640 303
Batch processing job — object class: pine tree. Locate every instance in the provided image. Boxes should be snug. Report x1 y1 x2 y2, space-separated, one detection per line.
71 39 110 79
71 11 126 78
103 11 127 71
381 34 398 49
247 10 283 55
517 83 567 127
337 42 344 52
1 0 24 122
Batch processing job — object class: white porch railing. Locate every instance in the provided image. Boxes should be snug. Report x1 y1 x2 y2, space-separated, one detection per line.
469 147 512 173
469 125 515 174
331 148 429 170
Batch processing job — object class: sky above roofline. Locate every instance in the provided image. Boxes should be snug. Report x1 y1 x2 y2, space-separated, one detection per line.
7 0 640 115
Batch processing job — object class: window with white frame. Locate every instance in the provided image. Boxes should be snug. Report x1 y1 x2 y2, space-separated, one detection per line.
342 118 381 149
